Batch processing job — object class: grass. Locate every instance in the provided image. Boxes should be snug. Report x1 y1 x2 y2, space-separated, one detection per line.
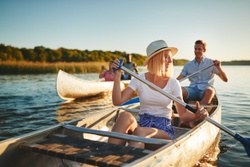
0 61 109 74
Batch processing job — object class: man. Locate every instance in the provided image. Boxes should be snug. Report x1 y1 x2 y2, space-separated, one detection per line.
122 54 139 80
177 40 228 105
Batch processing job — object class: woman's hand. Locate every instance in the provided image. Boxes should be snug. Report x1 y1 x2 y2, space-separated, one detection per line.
111 59 123 72
195 101 209 121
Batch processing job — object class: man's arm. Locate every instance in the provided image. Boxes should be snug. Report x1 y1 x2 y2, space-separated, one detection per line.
133 63 139 74
176 74 185 81
217 67 228 82
214 60 228 82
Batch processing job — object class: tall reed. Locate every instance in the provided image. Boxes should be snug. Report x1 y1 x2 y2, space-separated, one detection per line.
0 61 109 74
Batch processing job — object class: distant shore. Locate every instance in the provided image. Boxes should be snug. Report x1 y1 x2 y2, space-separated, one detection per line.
0 60 249 75
221 60 250 65
1 43 249 74
0 61 108 75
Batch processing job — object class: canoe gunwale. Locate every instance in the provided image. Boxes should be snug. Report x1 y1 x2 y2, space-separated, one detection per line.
0 95 221 167
125 95 221 167
56 70 129 100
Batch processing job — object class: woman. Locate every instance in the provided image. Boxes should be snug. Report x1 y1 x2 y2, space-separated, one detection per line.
99 61 114 81
108 40 208 149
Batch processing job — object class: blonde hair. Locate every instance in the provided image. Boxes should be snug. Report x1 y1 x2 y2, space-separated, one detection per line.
146 50 173 78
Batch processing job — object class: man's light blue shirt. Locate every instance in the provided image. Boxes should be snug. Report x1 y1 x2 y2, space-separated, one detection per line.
180 57 219 90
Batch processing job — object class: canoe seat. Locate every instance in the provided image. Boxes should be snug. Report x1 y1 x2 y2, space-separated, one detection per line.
173 126 190 139
172 95 218 127
19 134 151 167
63 124 169 145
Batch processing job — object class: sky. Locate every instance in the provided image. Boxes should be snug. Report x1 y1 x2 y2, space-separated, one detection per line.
1 0 250 61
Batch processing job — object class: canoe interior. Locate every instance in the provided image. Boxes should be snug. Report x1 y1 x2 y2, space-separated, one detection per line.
0 96 220 167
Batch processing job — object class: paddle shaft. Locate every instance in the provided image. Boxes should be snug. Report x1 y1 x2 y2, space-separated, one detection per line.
122 64 214 106
205 116 235 136
121 66 194 112
121 65 236 136
179 64 214 82
120 64 250 158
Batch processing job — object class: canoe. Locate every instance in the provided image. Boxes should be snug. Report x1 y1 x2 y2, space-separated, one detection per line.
56 70 130 100
0 96 221 167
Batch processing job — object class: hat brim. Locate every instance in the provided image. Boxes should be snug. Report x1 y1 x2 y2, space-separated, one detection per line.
143 47 178 66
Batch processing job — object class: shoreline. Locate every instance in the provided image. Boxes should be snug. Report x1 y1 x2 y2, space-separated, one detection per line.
1 61 249 75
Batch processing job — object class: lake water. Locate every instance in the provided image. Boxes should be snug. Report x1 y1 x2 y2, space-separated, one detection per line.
0 66 249 166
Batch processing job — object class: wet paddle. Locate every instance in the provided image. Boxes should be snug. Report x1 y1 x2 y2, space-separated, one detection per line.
121 63 214 106
121 97 140 106
121 97 217 108
179 63 214 82
117 61 250 158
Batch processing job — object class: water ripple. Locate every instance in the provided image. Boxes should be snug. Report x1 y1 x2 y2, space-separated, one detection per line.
1 67 250 166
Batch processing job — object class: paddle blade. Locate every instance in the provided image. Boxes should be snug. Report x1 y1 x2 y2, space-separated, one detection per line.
121 97 140 106
234 133 250 157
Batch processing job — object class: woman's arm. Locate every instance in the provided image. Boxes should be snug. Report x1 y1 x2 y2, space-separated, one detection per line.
175 98 208 122
111 60 135 106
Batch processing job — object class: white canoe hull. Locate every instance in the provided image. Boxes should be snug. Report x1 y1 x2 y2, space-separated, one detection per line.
0 97 221 167
56 70 128 100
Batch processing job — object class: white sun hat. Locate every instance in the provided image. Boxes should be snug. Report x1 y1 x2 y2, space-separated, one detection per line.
144 40 178 66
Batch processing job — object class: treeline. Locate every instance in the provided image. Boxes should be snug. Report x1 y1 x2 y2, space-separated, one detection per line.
0 44 146 65
2 43 250 66
0 43 190 66
222 60 250 65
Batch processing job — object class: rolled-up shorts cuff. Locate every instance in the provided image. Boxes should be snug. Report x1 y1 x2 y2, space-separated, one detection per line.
183 86 205 101
138 113 174 140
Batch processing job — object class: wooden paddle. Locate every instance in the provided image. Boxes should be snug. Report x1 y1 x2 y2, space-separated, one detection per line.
121 97 217 108
121 63 214 106
116 60 250 158
178 63 214 82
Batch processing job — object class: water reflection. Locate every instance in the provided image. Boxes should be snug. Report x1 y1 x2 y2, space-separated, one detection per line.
1 66 250 166
195 133 221 167
56 94 113 123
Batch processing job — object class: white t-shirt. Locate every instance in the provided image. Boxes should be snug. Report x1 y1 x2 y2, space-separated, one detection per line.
129 73 182 118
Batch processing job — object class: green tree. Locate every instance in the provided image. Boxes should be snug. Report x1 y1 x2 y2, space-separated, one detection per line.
34 46 47 62
12 48 23 61
21 48 37 61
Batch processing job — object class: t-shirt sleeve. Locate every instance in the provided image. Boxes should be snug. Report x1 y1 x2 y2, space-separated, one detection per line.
180 64 188 76
171 78 182 98
128 73 144 91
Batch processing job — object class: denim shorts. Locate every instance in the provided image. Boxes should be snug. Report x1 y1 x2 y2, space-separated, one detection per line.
183 86 205 101
138 113 174 140
122 73 131 80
